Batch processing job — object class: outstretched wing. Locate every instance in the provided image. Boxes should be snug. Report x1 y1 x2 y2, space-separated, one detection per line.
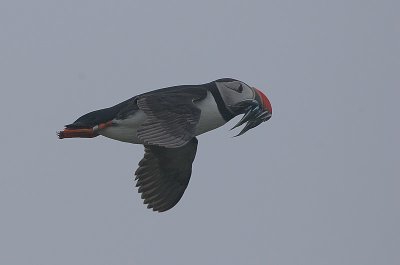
134 137 198 212
136 87 207 148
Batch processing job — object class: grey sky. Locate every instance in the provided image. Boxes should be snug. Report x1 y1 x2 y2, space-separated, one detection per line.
0 1 399 264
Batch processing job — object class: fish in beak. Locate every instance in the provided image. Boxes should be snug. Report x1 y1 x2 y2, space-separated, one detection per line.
230 87 272 136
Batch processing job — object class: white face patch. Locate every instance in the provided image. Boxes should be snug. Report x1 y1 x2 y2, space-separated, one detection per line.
215 81 255 108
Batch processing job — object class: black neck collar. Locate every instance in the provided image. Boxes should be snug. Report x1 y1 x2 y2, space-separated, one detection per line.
207 82 235 122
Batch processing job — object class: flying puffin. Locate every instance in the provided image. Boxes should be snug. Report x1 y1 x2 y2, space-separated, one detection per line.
58 78 272 212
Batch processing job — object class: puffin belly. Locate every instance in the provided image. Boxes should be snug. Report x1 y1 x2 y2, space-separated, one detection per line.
99 110 147 144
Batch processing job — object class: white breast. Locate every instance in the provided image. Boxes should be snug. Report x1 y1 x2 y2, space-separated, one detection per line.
194 91 227 135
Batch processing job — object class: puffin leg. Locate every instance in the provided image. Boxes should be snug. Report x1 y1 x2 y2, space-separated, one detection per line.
57 121 113 139
57 128 98 139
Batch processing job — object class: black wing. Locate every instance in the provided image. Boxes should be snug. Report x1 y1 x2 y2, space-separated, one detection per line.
136 87 207 148
134 138 198 212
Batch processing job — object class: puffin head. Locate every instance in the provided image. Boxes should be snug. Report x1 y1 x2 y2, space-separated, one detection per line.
214 78 272 136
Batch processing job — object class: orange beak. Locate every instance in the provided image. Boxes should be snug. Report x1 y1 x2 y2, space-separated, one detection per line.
254 88 272 115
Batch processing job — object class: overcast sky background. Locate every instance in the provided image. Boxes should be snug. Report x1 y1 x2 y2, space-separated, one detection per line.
0 1 399 264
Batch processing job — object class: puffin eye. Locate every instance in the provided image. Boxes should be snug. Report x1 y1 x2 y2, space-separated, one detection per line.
218 81 244 93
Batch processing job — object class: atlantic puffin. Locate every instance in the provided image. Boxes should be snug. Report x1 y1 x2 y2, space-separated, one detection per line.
58 78 272 212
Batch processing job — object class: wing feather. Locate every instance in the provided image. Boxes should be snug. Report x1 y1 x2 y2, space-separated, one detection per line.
136 88 207 148
134 138 198 212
